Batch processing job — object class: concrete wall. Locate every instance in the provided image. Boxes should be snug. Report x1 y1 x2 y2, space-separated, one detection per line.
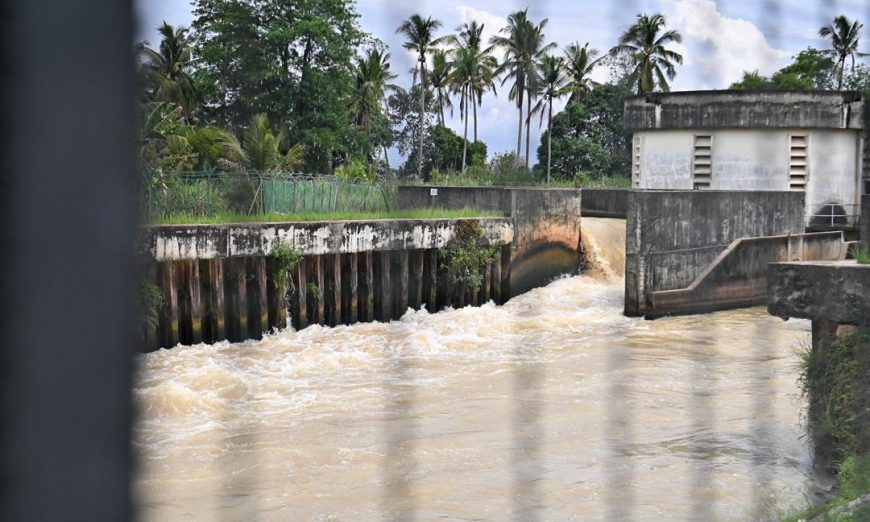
625 190 806 316
633 128 861 221
580 188 628 218
143 218 514 261
647 232 846 317
769 261 870 324
141 218 515 350
397 186 583 296
625 90 864 131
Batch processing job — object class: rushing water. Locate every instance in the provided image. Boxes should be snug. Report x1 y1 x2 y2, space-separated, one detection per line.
133 219 824 521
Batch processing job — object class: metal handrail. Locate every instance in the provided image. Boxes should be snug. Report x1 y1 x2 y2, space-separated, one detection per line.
805 203 861 227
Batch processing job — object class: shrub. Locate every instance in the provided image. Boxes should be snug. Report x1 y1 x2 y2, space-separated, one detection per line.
851 244 870 264
439 220 502 293
270 239 303 297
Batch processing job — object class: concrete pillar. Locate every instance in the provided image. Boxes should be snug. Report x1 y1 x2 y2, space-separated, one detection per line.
157 262 179 348
363 251 374 322
397 250 409 318
179 260 203 345
294 259 308 330
312 255 324 325
224 257 248 342
482 259 492 303
265 257 288 332
378 251 392 321
246 257 268 339
200 258 224 343
492 253 502 304
426 249 438 312
410 250 424 310
347 253 359 324
500 245 512 301
176 261 193 344
812 320 839 353
327 253 342 326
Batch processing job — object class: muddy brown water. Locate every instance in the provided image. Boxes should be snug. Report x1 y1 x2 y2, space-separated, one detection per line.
133 218 824 520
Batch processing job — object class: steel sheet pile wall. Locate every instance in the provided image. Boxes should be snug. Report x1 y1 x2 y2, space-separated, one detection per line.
141 219 514 350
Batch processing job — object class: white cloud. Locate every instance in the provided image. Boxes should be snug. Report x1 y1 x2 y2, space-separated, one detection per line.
665 0 790 88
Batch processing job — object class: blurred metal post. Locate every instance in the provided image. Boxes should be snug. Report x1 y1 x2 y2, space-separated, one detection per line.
0 0 136 520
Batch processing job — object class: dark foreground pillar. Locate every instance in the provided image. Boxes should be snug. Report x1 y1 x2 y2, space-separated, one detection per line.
0 0 136 519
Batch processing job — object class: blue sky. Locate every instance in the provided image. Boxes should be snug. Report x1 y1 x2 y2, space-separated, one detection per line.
135 0 870 166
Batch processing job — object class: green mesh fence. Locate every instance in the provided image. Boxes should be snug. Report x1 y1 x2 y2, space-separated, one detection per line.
144 171 395 221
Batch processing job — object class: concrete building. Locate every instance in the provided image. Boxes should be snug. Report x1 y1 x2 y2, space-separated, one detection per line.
624 91 865 228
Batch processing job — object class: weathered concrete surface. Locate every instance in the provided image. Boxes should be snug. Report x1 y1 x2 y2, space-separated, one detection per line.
625 90 864 131
398 186 583 296
648 232 846 318
143 218 514 261
768 260 870 324
625 190 806 316
580 188 628 218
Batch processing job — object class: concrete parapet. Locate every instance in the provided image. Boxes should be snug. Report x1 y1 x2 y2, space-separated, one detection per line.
768 260 870 324
625 190 806 316
580 188 628 218
143 218 514 261
625 90 864 131
647 232 846 318
397 186 583 296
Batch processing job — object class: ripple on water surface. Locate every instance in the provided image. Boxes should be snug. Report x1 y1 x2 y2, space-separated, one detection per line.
133 269 821 521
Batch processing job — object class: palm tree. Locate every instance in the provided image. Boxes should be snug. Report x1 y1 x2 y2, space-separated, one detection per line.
819 15 866 90
449 21 498 171
492 10 555 168
611 13 683 94
430 49 453 126
531 55 567 184
492 10 532 162
351 48 398 171
397 15 444 178
139 22 197 120
522 21 556 168
216 113 303 213
564 42 602 104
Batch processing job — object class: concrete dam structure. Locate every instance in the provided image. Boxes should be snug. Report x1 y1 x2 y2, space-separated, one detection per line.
624 190 849 318
141 218 514 350
397 187 583 296
625 90 865 229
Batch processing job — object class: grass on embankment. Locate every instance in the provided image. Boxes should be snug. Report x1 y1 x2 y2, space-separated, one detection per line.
151 207 503 225
781 326 870 521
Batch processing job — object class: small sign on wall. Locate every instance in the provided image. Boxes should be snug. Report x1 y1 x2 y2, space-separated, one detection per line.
429 188 438 196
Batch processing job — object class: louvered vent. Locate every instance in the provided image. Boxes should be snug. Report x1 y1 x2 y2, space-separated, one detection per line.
789 135 809 191
632 136 641 188
692 135 712 190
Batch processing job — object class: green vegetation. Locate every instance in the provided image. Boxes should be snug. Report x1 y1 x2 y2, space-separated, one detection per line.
439 220 502 293
731 16 868 92
136 280 165 344
784 326 870 520
611 13 684 94
850 244 870 265
152 207 502 225
270 240 303 297
138 5 869 208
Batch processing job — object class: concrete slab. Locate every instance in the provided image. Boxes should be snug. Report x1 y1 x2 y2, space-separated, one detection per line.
768 260 870 323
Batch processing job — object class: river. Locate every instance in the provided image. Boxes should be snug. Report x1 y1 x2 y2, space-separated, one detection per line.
133 219 825 521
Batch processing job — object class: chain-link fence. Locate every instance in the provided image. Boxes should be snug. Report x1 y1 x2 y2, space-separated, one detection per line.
143 170 397 221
